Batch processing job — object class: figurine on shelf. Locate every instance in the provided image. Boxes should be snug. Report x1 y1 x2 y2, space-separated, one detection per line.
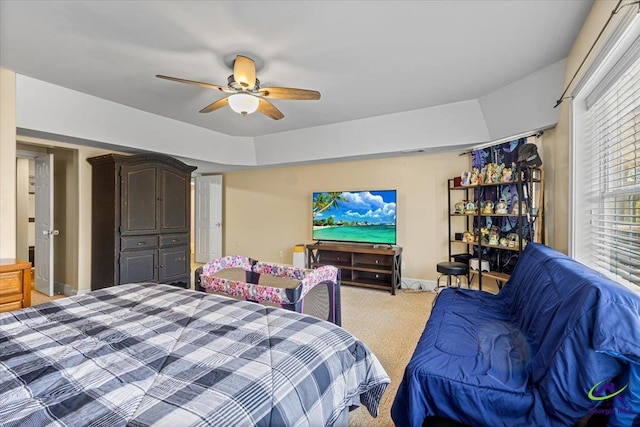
489 227 500 246
493 163 505 183
507 233 527 248
512 201 528 215
499 237 509 247
470 168 480 185
481 200 494 215
482 164 491 184
502 166 513 182
464 200 477 214
461 170 471 186
463 231 475 243
454 201 466 214
495 198 508 214
480 226 490 245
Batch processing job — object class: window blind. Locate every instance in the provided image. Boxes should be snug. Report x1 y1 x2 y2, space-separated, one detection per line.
584 50 640 287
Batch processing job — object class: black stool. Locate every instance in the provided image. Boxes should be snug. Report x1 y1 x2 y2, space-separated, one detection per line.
436 262 469 290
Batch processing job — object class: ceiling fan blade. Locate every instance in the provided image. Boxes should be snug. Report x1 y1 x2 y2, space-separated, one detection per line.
233 55 256 89
259 87 321 100
199 97 229 113
258 98 284 120
156 75 233 93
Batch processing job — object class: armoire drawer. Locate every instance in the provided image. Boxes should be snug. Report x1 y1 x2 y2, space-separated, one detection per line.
121 236 158 251
159 234 189 247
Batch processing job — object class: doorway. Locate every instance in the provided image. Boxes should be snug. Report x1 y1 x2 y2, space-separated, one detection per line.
16 144 78 297
194 175 223 264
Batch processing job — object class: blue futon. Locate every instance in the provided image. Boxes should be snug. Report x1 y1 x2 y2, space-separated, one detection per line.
391 243 640 426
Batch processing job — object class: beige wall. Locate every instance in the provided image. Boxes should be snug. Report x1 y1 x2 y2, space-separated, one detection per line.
0 68 17 258
224 153 471 281
551 0 621 254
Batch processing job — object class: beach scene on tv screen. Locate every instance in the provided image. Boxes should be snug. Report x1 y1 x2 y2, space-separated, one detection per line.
312 190 396 244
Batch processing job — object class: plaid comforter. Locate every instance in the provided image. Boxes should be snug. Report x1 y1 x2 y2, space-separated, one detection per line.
0 283 389 426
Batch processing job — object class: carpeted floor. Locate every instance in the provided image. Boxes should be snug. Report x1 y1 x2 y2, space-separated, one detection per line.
342 286 435 426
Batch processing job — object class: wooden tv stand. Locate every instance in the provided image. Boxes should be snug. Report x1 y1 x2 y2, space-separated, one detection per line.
306 243 402 295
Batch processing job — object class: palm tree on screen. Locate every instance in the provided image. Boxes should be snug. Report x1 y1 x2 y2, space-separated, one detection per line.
313 192 347 217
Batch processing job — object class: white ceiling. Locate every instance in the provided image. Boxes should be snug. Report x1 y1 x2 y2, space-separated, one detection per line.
1 0 593 143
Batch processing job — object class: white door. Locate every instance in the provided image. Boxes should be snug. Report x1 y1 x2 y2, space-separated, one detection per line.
35 153 55 296
195 175 222 263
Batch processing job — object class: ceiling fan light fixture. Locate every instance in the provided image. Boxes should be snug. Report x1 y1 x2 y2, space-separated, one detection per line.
228 93 259 115
157 54 319 120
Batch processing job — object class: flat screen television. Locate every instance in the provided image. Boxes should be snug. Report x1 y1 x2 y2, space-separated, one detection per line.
312 190 397 245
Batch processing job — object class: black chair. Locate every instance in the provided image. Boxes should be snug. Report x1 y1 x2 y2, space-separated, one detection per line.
435 262 469 290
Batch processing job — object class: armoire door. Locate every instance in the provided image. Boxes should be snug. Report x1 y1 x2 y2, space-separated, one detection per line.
120 250 158 284
121 164 159 235
159 246 189 285
160 167 190 234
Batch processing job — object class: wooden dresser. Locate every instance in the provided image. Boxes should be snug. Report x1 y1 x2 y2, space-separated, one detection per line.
0 259 32 313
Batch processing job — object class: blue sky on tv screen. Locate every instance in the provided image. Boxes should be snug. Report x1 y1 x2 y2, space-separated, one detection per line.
313 190 396 224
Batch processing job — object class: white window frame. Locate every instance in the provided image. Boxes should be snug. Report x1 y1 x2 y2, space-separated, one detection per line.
570 6 640 292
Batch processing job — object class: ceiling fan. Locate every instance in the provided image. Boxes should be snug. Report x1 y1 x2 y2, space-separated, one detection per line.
156 55 321 120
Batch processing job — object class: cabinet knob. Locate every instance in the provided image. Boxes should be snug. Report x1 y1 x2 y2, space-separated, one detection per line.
137 242 146 246
159 264 164 268
157 197 162 201
172 239 178 243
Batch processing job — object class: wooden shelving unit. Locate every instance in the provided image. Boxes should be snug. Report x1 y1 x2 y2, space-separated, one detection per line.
306 243 402 295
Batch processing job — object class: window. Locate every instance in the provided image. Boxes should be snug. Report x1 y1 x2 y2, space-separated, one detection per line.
585 54 640 286
573 14 640 290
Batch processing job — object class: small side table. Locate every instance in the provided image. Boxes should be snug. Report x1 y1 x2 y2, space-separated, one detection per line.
0 258 32 312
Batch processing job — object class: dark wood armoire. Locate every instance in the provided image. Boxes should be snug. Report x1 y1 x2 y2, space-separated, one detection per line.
87 153 197 290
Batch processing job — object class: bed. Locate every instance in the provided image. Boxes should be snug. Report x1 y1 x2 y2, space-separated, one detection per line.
0 283 390 426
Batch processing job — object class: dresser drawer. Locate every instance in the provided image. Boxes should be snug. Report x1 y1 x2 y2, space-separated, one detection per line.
121 236 158 251
159 234 189 248
0 299 23 313
0 271 23 296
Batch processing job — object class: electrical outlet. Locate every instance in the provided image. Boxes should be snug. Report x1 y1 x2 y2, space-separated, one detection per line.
279 250 284 259
401 261 406 271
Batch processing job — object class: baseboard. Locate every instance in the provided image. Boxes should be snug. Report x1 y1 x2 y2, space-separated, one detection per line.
54 281 77 296
401 277 436 291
